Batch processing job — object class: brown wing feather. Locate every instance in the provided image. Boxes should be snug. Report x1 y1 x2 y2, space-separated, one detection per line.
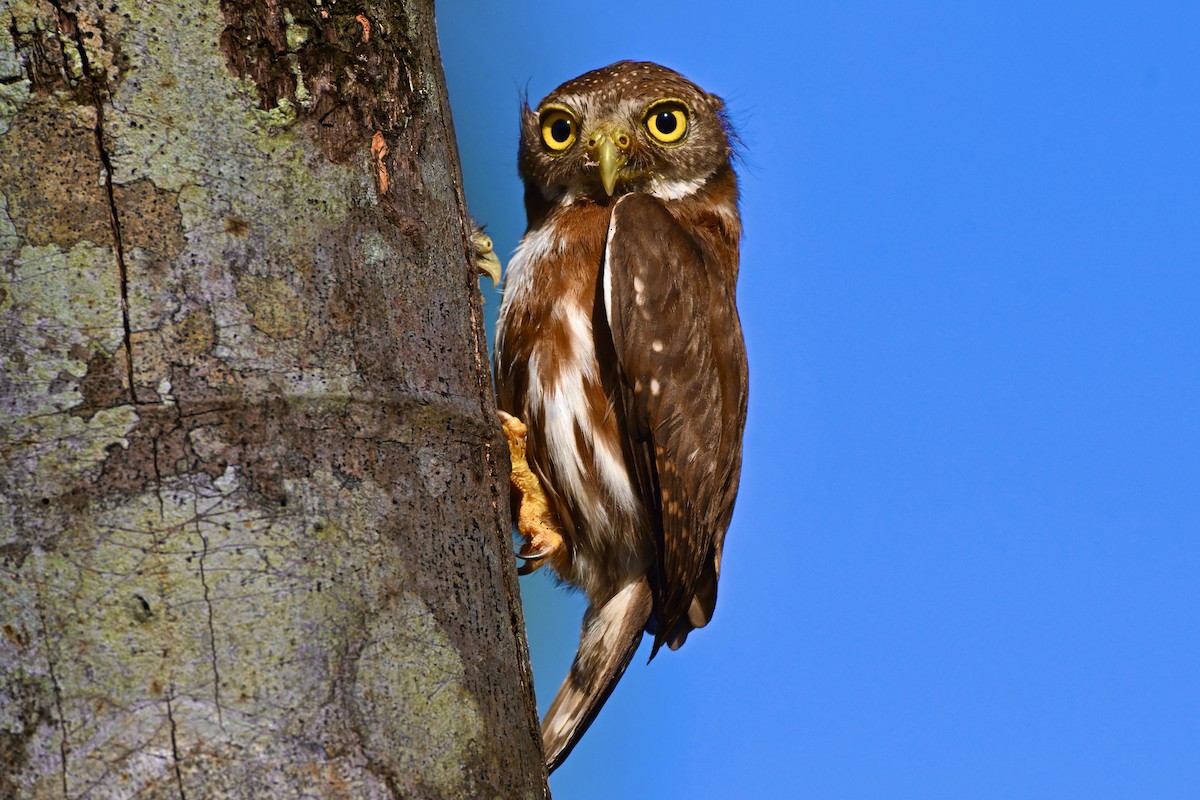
602 193 748 654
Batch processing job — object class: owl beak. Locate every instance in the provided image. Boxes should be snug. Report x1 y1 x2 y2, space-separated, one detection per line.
588 129 631 196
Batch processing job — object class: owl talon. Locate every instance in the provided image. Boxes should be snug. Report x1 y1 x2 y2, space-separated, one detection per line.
515 541 556 574
473 229 502 288
499 410 567 573
516 558 544 576
518 542 555 561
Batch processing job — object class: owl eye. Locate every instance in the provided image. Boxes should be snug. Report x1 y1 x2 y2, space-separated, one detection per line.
644 101 689 145
540 108 578 152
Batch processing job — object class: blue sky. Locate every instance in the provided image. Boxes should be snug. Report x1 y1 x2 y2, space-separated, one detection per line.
439 3 1200 797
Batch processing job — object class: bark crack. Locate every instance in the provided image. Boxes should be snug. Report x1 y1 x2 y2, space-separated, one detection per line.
49 0 138 403
195 527 224 726
151 433 166 520
342 633 403 799
165 692 187 800
35 594 70 799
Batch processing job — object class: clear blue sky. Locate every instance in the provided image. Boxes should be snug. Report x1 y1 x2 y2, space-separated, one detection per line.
438 3 1200 797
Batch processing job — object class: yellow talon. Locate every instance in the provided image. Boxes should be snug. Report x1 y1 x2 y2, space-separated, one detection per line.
473 231 502 288
498 410 566 574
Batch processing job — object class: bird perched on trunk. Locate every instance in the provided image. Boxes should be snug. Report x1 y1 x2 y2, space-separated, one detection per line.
494 61 749 772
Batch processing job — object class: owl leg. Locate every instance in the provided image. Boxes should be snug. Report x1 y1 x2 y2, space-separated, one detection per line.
472 228 502 287
498 410 566 574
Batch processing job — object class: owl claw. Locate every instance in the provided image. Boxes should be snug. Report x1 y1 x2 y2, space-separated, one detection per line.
499 410 567 574
516 556 544 576
472 229 502 288
517 541 556 560
515 541 557 574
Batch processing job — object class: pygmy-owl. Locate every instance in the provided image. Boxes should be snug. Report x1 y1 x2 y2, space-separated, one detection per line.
494 61 748 771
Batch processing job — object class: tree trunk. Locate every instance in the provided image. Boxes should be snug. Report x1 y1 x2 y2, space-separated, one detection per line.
0 1 547 797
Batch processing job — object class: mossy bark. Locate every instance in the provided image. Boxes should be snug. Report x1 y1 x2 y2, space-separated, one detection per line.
0 1 547 797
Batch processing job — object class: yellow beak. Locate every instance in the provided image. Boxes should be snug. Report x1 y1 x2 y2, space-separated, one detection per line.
590 130 630 196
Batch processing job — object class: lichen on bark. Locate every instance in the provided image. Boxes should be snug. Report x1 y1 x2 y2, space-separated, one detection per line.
1 0 545 797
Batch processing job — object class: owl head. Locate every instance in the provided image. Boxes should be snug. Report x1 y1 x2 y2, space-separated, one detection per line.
518 61 735 208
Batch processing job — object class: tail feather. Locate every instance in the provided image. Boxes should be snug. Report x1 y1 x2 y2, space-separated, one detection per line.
542 578 653 772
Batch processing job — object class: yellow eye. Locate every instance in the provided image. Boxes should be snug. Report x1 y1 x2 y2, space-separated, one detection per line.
644 101 689 144
540 108 577 152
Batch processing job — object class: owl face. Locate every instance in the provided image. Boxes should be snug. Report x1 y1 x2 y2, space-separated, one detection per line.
519 61 733 204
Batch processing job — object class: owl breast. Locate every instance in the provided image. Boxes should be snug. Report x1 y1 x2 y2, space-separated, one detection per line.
496 203 652 603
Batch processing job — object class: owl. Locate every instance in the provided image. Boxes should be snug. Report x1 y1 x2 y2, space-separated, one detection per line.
494 61 748 771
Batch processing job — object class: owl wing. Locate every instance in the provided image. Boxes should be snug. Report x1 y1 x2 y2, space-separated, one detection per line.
602 193 748 655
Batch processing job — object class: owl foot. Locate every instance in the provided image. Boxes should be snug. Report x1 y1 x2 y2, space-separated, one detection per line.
473 229 502 288
498 410 566 575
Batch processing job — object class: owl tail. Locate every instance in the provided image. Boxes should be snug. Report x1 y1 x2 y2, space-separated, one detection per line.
542 577 653 772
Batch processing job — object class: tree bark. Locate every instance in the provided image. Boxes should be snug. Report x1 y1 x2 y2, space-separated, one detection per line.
0 1 547 797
